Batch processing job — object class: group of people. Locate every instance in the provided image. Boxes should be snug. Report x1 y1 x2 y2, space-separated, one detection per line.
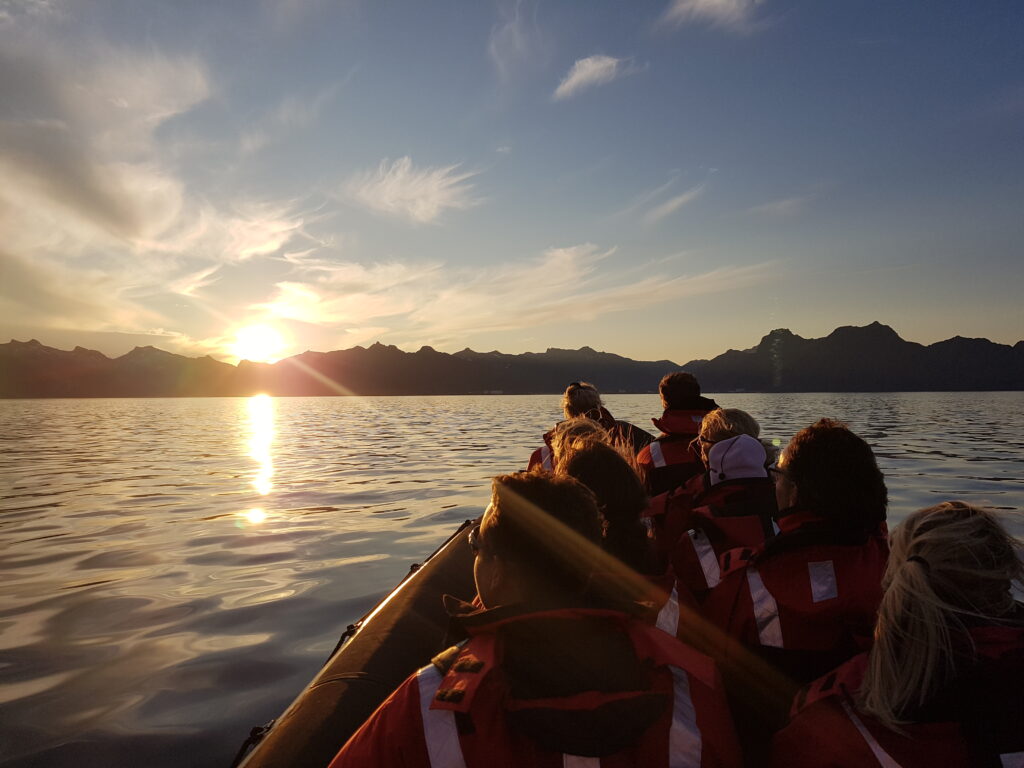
330 374 1023 767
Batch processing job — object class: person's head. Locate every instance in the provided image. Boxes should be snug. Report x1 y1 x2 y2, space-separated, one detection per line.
698 408 761 464
706 434 768 486
860 502 1023 729
561 381 603 419
556 439 651 573
549 417 611 466
772 418 887 532
659 371 701 410
473 472 603 608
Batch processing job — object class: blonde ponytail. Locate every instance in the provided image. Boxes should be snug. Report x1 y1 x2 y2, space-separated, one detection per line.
859 501 1023 730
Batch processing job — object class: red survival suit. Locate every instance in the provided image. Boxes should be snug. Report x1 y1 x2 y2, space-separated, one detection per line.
669 478 777 605
330 600 742 768
527 407 654 472
655 510 889 765
693 510 889 685
645 434 776 588
636 400 717 496
771 622 1024 767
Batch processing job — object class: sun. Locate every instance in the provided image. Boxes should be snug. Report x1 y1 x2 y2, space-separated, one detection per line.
230 324 288 363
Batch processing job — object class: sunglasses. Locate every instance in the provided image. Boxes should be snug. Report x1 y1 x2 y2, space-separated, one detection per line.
768 465 790 481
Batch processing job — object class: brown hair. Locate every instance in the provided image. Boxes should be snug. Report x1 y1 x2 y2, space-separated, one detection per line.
484 472 603 598
782 418 887 533
859 502 1023 730
659 371 701 409
557 440 652 575
561 381 603 419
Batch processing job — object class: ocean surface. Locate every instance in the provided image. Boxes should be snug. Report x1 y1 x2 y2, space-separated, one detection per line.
1 392 1022 767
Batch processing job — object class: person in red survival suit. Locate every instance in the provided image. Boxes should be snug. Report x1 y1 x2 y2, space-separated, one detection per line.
644 408 767 564
556 438 658 578
527 381 653 472
667 433 778 606
771 501 1024 768
664 419 889 765
636 372 719 496
328 472 742 768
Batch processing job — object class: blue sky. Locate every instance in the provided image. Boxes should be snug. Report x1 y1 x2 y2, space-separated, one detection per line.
1 0 1021 364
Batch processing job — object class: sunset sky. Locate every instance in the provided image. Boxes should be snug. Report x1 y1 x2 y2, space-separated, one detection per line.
1 0 1021 364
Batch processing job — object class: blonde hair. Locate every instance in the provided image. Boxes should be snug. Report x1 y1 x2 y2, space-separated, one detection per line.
550 417 611 466
700 408 760 442
699 408 764 463
561 381 602 419
859 501 1023 730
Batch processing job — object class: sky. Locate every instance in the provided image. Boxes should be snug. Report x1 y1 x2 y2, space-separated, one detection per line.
0 0 1022 365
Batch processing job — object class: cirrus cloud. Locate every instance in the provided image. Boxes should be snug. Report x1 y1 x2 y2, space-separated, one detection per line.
552 55 633 101
660 0 763 30
346 156 483 224
251 244 774 349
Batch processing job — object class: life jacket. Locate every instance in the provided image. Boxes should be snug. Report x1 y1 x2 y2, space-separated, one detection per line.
772 624 1024 768
637 409 712 496
651 512 889 765
693 510 890 684
330 602 743 768
670 478 777 604
643 473 708 564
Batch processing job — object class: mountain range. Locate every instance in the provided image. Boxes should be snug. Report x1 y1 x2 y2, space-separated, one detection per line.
1 322 1021 398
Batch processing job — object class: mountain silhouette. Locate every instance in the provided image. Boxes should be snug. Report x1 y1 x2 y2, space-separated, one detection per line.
1 323 1021 397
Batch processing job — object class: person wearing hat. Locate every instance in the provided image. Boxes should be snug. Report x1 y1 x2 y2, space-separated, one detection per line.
661 434 778 609
670 419 890 765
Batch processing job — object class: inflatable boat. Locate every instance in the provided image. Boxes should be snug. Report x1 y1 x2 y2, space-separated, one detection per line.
233 520 478 768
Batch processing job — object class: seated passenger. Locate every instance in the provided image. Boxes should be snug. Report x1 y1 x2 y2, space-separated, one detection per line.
695 419 889 683
771 501 1024 768
659 419 889 763
556 438 656 576
636 372 719 496
646 407 766 559
328 472 741 767
670 434 778 603
527 381 652 471
549 416 611 466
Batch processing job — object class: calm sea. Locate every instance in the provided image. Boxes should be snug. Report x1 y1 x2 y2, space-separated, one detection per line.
1 393 1022 767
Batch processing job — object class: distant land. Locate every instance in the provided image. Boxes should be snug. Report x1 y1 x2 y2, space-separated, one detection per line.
1 322 1022 398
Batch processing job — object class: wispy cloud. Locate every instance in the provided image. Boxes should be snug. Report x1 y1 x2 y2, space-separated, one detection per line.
346 156 483 224
552 55 635 101
252 245 774 348
660 0 763 30
0 0 59 26
240 81 343 155
644 184 705 224
488 0 545 81
748 194 812 216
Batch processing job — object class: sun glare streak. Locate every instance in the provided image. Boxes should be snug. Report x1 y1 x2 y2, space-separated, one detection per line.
247 394 275 496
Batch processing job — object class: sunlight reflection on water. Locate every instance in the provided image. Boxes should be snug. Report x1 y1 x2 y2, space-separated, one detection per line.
247 394 274 496
0 392 1021 767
